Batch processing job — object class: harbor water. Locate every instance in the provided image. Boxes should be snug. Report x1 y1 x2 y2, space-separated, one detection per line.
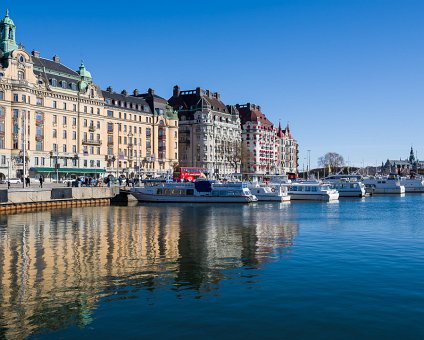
1 195 424 339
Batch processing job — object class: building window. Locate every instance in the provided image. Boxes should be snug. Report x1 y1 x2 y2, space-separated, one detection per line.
13 94 18 102
18 71 25 80
107 110 113 117
73 117 77 126
52 101 57 109
63 130 67 139
61 81 67 88
63 144 67 152
84 119 87 127
63 116 67 125
63 102 67 110
72 145 77 153
72 131 77 140
52 129 57 138
53 115 57 124
36 97 43 106
0 91 4 100
73 104 77 111
50 79 57 87
41 157 45 165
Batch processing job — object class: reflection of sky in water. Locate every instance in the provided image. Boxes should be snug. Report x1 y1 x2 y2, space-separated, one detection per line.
0 204 298 339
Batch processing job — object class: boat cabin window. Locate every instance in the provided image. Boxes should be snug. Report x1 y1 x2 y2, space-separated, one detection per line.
305 186 311 192
312 186 317 192
186 189 194 195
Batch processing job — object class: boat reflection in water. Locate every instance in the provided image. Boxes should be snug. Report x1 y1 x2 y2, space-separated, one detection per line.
0 204 298 339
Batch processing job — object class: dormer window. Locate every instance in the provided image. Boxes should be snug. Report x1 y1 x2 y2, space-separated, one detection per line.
60 80 67 88
50 78 57 87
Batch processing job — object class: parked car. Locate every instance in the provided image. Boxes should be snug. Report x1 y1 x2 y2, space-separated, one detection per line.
6 178 22 184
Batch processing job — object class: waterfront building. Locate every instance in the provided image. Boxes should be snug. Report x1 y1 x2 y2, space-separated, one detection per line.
168 86 241 178
276 123 298 175
102 87 178 178
0 10 178 180
236 103 278 175
382 147 424 175
236 103 298 176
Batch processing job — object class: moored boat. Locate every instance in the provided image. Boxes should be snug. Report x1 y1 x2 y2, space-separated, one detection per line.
287 181 339 201
248 183 291 202
323 176 366 197
363 174 405 195
130 180 258 203
400 176 424 193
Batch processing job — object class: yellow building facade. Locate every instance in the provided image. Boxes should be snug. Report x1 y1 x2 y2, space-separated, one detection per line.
0 11 178 181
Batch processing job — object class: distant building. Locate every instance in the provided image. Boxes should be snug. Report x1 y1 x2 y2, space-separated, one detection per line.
382 147 424 175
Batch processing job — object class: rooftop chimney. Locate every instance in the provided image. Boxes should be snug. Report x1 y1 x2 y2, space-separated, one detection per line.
133 89 139 96
53 55 60 63
31 50 40 58
173 85 180 97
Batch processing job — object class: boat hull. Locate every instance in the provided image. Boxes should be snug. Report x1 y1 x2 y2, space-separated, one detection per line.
255 195 291 202
288 193 339 201
130 192 256 203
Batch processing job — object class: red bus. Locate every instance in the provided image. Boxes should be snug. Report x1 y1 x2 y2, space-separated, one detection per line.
174 167 208 181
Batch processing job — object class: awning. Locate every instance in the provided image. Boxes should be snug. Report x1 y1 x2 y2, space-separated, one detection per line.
29 167 106 174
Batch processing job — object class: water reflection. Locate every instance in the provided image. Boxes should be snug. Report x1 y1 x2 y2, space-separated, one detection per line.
0 204 298 338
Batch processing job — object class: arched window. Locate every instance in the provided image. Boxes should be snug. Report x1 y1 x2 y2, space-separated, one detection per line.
61 80 67 88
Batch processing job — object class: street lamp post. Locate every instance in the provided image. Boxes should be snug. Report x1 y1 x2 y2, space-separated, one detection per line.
6 157 10 188
307 149 311 179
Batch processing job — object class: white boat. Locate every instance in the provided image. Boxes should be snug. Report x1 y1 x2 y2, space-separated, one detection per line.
363 174 405 195
323 176 366 197
287 181 339 201
248 183 291 202
130 180 258 203
400 176 424 193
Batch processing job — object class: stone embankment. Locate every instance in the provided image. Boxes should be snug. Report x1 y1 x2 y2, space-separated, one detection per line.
0 187 120 214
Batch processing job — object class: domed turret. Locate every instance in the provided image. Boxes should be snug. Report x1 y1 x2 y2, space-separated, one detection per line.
0 9 17 55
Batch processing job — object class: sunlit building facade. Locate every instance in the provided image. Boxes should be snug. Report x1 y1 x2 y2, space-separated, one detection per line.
0 11 178 180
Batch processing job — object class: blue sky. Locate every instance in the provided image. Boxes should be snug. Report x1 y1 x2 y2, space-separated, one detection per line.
6 0 424 167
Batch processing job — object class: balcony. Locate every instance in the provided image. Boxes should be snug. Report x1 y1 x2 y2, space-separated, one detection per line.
88 125 96 132
127 143 133 148
82 138 102 146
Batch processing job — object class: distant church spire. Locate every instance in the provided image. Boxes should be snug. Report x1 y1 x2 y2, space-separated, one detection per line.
409 146 415 163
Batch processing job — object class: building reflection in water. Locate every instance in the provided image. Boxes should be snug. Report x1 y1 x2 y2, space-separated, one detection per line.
0 204 298 338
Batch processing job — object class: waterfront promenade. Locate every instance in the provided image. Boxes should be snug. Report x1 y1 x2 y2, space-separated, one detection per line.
0 182 120 213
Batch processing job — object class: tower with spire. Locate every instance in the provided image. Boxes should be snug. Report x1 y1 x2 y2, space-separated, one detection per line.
409 146 415 164
0 9 17 55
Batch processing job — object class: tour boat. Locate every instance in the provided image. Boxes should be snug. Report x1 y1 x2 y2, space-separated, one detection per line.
399 176 424 193
248 183 291 202
323 176 366 197
130 180 258 203
363 174 405 195
287 181 339 201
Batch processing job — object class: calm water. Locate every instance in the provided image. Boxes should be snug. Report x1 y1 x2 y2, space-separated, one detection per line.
1 195 424 339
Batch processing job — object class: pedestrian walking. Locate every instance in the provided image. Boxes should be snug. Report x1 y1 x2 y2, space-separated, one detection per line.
26 176 30 187
39 175 43 188
126 177 130 187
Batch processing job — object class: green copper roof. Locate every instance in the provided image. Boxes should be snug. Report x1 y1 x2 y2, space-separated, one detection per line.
78 61 92 80
2 9 14 26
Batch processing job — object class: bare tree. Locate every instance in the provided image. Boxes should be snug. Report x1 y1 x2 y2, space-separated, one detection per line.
318 152 345 172
228 139 242 173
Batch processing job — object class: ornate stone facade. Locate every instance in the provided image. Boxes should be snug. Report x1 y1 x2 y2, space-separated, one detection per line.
0 11 178 180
